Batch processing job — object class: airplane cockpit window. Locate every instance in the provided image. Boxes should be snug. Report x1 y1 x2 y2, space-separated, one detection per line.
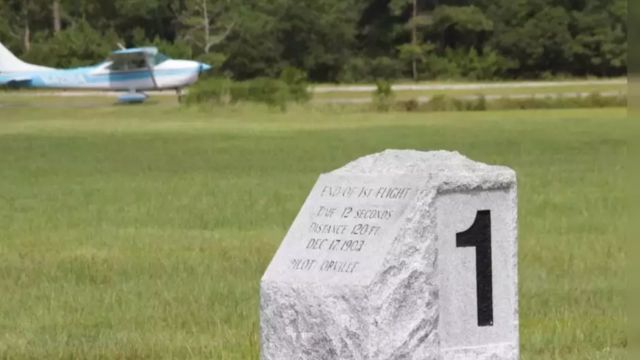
106 51 168 71
151 53 169 66
108 58 147 71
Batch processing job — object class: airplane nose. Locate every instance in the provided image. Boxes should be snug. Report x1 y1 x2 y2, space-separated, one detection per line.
199 63 212 73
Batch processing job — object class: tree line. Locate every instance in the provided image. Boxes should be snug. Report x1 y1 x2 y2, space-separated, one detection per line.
0 0 627 82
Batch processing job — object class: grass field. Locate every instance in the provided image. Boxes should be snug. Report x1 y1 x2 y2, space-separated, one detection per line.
0 98 631 359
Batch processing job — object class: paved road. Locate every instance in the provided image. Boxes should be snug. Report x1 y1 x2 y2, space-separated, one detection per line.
1 79 626 97
311 79 626 93
0 79 626 107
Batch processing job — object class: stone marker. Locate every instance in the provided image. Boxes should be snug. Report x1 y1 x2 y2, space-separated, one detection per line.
261 150 518 360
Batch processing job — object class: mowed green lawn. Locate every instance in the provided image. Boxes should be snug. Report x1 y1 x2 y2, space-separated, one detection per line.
0 99 631 359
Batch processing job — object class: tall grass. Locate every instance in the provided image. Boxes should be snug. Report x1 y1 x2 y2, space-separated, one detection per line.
0 104 631 359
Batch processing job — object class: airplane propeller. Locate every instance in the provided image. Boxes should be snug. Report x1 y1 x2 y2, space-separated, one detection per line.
199 63 212 74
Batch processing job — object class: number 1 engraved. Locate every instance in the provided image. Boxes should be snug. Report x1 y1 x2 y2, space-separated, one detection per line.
456 210 494 327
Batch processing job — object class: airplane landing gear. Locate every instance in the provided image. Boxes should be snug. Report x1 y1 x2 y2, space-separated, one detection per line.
176 88 184 103
118 91 148 104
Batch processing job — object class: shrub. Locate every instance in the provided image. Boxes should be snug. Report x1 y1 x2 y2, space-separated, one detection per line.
488 94 626 110
400 99 420 112
280 67 311 103
186 75 304 111
185 77 232 105
421 48 511 80
372 80 394 112
423 94 488 112
338 58 368 83
421 55 462 80
585 92 609 107
369 57 403 80
248 78 290 111
227 78 290 111
474 95 487 111
229 82 250 104
425 95 457 111
339 57 402 83
385 92 625 113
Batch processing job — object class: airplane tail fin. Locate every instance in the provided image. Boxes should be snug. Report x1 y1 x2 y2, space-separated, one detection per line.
0 41 53 73
0 42 28 72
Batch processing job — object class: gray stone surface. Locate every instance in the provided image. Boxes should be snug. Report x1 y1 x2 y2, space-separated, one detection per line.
261 150 518 360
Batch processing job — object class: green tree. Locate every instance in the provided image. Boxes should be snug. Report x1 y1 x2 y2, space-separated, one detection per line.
570 0 627 76
110 0 176 45
0 0 629 80
429 5 493 51
390 0 431 80
220 1 283 79
178 0 236 55
1 0 42 52
220 0 363 81
24 20 120 67
484 0 574 77
277 0 364 81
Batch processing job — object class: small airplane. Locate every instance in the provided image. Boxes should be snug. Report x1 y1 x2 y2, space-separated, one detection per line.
0 41 211 103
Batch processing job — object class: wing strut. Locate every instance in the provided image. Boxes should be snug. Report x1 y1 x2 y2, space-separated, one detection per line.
143 54 158 90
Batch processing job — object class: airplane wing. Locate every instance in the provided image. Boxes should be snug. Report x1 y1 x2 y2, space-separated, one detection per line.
110 47 158 60
109 47 159 89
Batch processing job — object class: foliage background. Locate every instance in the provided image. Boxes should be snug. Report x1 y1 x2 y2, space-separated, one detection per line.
0 0 628 82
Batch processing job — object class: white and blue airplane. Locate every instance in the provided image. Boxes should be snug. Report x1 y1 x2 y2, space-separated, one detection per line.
0 41 211 103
